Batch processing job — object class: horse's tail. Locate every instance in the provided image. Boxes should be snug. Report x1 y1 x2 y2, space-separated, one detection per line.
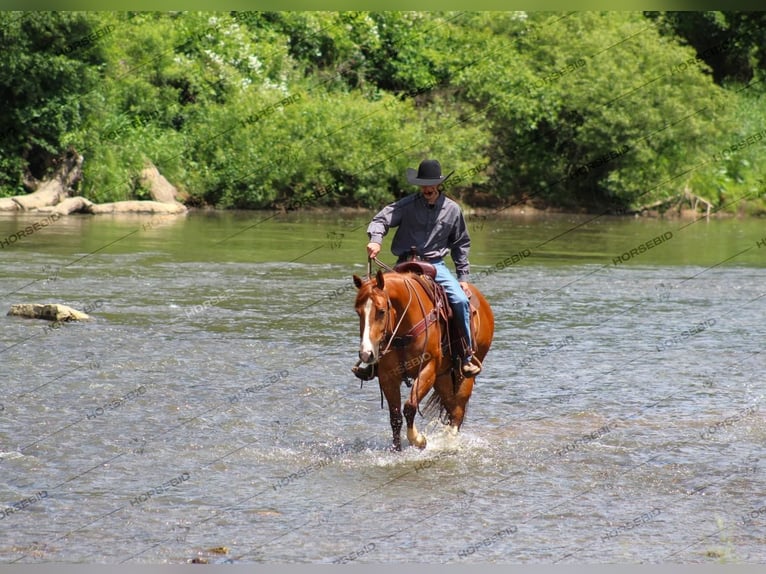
421 389 450 425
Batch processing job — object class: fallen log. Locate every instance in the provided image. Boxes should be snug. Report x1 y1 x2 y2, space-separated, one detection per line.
0 151 188 216
50 196 95 215
631 188 713 219
88 200 187 214
7 149 83 211
0 197 22 211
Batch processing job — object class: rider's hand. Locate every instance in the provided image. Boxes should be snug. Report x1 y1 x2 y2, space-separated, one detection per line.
366 242 381 259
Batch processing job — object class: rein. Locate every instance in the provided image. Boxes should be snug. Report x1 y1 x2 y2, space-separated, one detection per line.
364 261 443 403
368 257 438 351
379 279 413 357
370 256 394 273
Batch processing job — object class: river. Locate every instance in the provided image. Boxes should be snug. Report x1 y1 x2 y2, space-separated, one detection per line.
1 209 764 564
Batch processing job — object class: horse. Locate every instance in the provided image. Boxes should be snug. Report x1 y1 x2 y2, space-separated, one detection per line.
352 266 494 450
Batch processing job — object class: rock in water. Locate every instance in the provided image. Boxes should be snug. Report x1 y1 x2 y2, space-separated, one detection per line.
7 303 91 322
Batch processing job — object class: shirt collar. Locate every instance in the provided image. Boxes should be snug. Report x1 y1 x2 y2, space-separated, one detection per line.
417 191 444 209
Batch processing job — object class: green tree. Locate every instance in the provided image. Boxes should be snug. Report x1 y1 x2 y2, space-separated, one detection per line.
449 11 736 211
646 11 766 86
2 10 757 214
0 11 105 193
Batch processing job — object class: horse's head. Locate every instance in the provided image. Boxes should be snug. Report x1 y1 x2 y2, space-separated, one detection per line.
352 270 389 364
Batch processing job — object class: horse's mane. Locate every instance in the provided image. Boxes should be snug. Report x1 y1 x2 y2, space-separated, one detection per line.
355 270 430 299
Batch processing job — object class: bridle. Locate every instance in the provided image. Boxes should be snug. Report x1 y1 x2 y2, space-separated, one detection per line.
362 255 426 353
361 268 443 395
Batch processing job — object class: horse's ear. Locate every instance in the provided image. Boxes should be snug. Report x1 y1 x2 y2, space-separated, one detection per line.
352 274 364 289
375 269 385 289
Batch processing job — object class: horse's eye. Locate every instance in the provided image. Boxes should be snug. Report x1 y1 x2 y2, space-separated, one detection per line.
376 309 386 318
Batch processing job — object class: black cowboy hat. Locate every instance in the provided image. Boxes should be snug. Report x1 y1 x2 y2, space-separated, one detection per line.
406 159 454 186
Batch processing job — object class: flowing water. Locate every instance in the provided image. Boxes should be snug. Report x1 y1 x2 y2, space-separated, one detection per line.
0 209 764 564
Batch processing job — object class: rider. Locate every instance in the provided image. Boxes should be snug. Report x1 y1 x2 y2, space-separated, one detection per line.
352 158 482 380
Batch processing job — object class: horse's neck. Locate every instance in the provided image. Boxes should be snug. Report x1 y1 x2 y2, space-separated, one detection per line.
386 275 431 325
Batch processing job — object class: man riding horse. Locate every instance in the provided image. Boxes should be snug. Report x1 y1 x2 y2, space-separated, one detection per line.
352 158 483 380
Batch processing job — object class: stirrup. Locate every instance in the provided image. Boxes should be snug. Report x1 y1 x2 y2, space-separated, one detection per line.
352 362 376 381
460 356 482 377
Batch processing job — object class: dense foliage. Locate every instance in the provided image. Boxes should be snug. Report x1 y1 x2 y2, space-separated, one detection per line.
1 10 764 214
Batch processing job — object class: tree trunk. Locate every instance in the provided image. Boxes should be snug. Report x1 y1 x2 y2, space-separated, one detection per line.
51 196 95 215
631 187 712 218
140 162 185 205
10 149 83 210
0 150 188 216
88 200 187 214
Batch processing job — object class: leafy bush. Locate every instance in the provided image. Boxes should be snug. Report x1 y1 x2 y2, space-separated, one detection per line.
0 10 761 214
0 11 105 193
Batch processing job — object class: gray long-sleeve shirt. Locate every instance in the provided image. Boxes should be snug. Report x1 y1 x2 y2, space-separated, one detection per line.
367 192 471 282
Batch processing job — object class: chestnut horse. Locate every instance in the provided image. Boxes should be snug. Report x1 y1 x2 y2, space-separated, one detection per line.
352 268 494 450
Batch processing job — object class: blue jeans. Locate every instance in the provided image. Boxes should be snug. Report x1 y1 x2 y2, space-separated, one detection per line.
432 261 473 359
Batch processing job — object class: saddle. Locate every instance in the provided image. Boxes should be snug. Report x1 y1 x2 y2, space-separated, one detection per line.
393 261 449 318
393 261 437 280
392 261 479 361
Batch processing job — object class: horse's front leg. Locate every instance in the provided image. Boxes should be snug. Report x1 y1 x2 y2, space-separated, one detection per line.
403 362 436 449
378 377 403 451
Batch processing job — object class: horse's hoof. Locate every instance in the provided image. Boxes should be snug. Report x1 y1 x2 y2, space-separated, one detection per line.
413 435 427 450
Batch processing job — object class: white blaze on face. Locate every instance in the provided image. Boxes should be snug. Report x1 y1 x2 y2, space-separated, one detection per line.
359 298 376 363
